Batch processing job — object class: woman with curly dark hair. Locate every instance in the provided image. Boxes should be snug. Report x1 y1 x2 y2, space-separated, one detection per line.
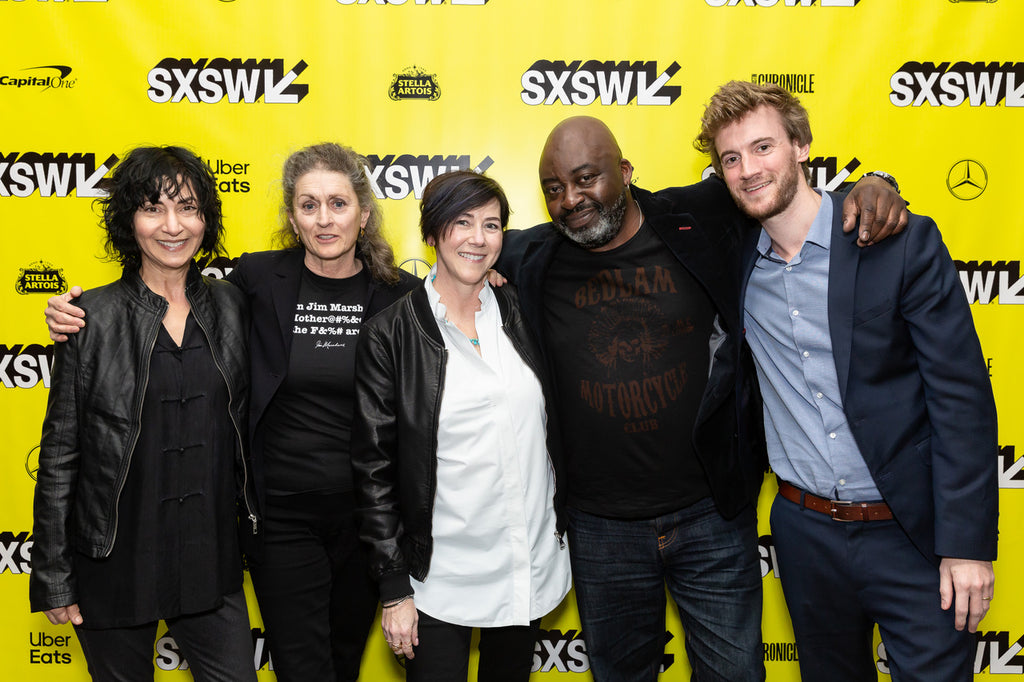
31 146 257 681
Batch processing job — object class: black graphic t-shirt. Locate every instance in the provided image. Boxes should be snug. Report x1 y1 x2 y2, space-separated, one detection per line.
545 223 715 518
262 266 369 495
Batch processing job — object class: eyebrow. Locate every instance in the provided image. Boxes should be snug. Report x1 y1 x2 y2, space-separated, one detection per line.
540 162 600 185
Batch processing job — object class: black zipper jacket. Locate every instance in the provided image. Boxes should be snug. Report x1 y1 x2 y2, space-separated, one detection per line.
30 264 254 612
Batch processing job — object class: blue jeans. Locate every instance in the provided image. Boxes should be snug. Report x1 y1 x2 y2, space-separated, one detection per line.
567 499 764 682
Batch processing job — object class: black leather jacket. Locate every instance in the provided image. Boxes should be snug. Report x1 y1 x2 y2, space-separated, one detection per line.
351 283 566 603
29 265 253 612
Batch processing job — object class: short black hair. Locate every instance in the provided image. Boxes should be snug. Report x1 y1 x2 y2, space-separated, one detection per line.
419 170 510 245
97 146 223 268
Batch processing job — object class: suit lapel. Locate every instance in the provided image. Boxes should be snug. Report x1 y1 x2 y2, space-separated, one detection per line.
272 249 305 359
827 194 859 401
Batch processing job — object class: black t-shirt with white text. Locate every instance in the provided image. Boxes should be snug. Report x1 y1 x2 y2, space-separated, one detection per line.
261 266 369 495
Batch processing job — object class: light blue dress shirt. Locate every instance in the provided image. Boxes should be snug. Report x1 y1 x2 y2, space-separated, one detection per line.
743 194 882 502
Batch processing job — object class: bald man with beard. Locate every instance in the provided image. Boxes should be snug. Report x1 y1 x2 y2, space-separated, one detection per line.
496 116 906 682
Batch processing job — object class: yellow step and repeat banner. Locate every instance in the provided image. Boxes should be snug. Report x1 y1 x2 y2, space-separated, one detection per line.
1 0 1021 679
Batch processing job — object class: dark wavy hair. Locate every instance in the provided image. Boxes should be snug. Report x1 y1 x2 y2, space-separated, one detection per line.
419 170 511 245
275 143 401 285
96 146 223 268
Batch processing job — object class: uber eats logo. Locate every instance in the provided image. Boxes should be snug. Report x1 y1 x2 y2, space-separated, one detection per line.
147 58 309 104
521 60 682 106
890 61 1024 107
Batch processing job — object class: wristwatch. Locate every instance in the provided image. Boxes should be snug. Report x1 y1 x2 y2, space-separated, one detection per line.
863 171 900 194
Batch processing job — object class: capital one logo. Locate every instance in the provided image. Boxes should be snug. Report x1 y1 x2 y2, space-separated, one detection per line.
147 59 309 104
521 60 681 106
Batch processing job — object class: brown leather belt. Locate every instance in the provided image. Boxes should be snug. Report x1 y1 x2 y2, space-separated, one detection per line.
777 480 893 522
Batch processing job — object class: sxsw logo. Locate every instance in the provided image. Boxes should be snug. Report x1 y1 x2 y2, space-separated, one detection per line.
890 62 1024 107
0 152 117 198
336 0 486 4
702 156 860 192
1 344 54 389
998 446 1024 489
521 60 681 106
157 628 271 672
956 261 1024 304
0 531 32 574
532 629 675 673
364 154 494 200
147 59 309 104
876 634 1024 675
704 0 858 5
759 534 782 579
195 254 239 280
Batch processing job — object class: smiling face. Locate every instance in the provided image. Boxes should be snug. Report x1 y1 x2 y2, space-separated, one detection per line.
714 105 809 222
133 182 206 279
539 117 637 251
289 168 370 277
428 198 503 293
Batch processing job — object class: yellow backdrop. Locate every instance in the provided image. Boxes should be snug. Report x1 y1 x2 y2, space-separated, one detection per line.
2 0 1020 679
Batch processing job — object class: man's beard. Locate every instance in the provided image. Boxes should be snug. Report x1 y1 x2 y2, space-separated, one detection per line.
732 160 802 222
552 189 628 250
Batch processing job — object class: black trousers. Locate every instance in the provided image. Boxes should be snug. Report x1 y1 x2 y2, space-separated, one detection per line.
248 491 378 682
405 610 541 682
74 589 255 682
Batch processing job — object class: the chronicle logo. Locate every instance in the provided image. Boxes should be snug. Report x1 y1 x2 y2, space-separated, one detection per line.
0 152 118 198
147 58 309 104
956 261 1024 305
0 65 75 91
390 66 440 101
521 60 681 106
364 154 494 200
15 260 67 295
890 61 1024 107
947 159 987 200
704 0 858 6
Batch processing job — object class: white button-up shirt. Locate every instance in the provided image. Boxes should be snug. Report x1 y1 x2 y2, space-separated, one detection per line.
413 273 571 627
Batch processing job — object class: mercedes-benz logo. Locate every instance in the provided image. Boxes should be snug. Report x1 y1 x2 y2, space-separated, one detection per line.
400 258 432 279
946 160 988 201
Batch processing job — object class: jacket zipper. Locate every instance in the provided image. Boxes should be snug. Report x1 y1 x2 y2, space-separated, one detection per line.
106 308 163 556
192 301 259 535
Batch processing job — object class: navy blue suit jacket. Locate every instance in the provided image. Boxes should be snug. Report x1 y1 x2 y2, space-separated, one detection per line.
740 193 998 563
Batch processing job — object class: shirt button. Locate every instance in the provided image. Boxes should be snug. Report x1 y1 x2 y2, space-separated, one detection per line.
839 478 847 486
816 392 823 399
829 432 837 439
785 266 792 272
792 310 800 317
802 351 810 358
